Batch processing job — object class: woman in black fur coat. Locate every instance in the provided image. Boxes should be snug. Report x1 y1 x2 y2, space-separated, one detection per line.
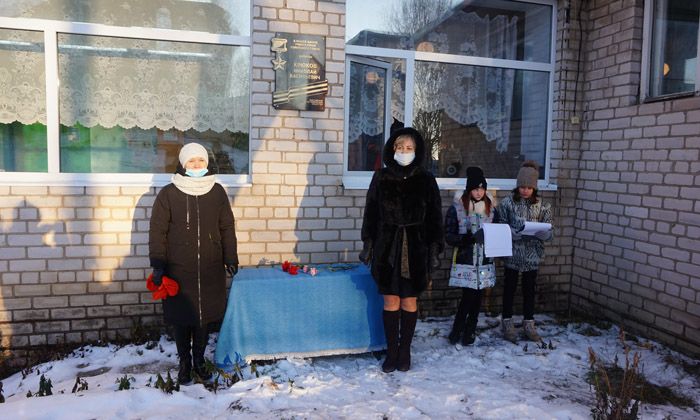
360 127 444 373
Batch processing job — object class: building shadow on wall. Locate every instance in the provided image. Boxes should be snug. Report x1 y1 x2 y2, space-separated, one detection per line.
293 156 330 265
292 154 384 348
0 199 61 375
293 152 357 265
129 191 172 343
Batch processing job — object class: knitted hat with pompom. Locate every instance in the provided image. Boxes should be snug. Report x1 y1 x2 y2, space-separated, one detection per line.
465 166 487 193
516 160 539 188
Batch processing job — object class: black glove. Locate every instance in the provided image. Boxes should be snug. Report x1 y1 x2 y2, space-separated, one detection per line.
359 241 372 265
429 243 440 269
225 263 238 277
151 268 164 286
473 229 484 244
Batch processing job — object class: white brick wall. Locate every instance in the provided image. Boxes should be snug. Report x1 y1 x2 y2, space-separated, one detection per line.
2 0 700 370
568 0 700 355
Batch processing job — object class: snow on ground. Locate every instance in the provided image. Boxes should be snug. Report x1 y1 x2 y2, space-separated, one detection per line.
1 315 699 419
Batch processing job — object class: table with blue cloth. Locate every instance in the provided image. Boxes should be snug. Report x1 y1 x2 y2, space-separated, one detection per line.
214 263 385 369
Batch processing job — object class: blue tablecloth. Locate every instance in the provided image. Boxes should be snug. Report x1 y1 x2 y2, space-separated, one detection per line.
215 264 385 368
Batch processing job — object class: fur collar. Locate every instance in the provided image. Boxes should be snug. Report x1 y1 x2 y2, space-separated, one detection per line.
470 199 487 216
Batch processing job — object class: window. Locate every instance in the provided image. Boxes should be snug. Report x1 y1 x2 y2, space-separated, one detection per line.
0 28 47 172
344 0 555 189
0 0 251 184
644 0 699 99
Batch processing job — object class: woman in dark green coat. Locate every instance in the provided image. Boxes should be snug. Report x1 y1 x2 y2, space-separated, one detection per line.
149 142 238 384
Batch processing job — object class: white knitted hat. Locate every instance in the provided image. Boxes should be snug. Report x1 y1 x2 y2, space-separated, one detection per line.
178 143 209 167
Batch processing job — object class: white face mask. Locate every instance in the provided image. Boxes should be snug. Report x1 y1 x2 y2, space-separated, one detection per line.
394 152 415 167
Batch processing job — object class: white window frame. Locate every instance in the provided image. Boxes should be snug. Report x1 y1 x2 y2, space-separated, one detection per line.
343 51 402 189
342 0 558 191
641 0 700 102
0 16 252 187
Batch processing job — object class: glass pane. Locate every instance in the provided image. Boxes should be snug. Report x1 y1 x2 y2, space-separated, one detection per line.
1 0 250 35
650 0 699 97
348 61 388 171
347 0 552 63
413 61 548 179
0 29 47 172
58 34 250 174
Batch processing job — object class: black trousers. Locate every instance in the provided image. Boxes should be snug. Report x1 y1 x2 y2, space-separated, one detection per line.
502 268 537 320
454 288 483 329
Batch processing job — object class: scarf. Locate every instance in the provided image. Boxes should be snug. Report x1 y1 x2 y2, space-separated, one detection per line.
469 199 487 217
171 173 216 196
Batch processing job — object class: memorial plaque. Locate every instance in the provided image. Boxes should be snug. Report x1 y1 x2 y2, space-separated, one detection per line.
270 32 328 111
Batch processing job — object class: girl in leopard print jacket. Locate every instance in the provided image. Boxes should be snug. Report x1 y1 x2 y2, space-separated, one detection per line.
496 161 553 343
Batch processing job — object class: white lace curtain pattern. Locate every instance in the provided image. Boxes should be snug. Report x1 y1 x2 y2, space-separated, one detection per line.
352 12 518 152
415 12 518 152
1 1 249 133
58 35 249 133
348 63 386 142
0 30 46 125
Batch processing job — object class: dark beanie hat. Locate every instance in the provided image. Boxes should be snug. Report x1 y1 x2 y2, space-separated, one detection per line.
516 160 539 188
465 166 487 193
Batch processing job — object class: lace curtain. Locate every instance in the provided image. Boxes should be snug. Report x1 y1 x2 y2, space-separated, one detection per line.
57 35 249 133
348 63 387 142
0 0 242 34
414 12 518 152
0 29 46 125
0 1 249 133
351 11 518 152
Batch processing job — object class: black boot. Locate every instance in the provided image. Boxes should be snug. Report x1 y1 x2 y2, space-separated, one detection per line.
173 325 192 384
397 310 418 372
192 326 211 381
462 317 477 346
382 310 400 373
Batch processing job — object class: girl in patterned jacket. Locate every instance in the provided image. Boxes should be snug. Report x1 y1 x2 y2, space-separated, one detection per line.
445 167 498 346
496 161 553 343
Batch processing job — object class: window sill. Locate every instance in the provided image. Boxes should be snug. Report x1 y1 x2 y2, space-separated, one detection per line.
342 174 558 191
0 172 252 188
642 90 696 103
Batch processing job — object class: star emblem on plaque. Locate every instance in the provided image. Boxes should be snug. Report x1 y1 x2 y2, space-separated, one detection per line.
270 32 328 111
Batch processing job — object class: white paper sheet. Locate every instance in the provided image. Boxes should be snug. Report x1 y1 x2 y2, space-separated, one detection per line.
520 222 552 236
482 223 512 257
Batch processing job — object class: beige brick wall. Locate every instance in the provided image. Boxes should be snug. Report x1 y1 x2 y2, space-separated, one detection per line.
0 186 161 365
569 0 700 356
0 0 567 367
7 0 698 368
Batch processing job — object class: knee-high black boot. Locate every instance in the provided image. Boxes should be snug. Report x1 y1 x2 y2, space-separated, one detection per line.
397 310 418 372
382 310 400 373
192 326 211 380
173 325 192 384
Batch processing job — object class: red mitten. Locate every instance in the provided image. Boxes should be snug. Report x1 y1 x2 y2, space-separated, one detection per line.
161 276 179 297
146 274 179 300
151 287 169 300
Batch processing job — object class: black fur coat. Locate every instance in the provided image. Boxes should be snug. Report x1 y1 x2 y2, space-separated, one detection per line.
361 127 444 293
